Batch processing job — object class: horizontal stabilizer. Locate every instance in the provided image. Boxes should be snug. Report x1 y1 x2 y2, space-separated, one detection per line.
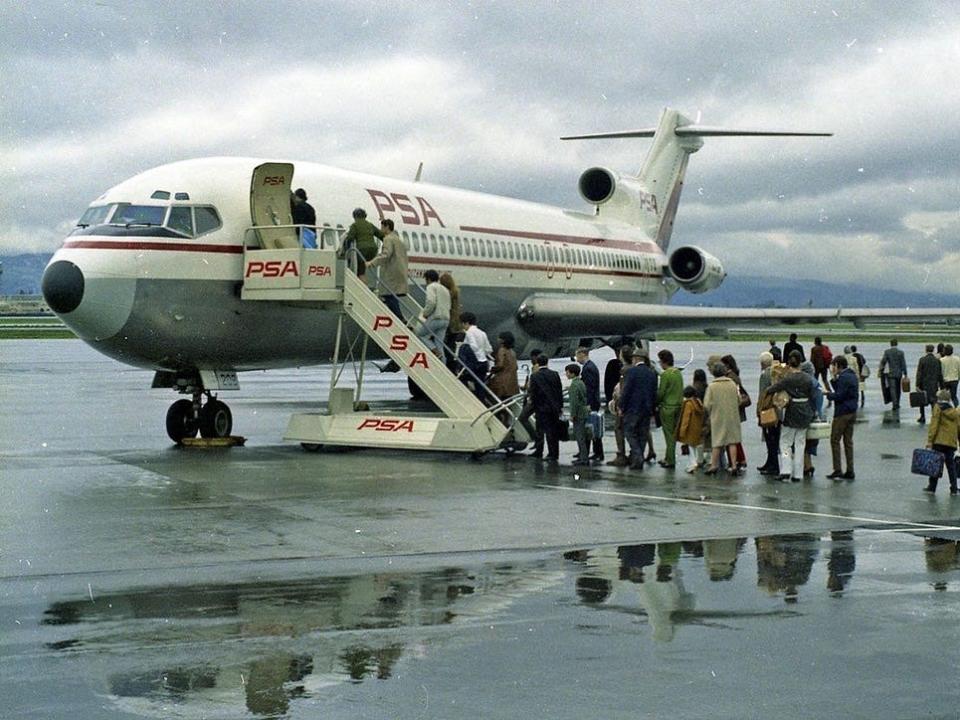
561 125 831 140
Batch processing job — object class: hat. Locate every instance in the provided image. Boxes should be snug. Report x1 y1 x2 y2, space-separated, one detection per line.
632 349 648 358
937 389 952 402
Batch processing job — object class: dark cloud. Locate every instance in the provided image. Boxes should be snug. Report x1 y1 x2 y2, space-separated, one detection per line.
3 1 960 289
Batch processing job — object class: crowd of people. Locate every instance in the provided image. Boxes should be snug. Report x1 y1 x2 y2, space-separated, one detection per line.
320 204 960 493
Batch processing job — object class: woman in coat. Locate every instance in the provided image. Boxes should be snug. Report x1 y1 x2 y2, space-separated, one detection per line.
703 362 742 475
926 389 960 494
488 331 520 400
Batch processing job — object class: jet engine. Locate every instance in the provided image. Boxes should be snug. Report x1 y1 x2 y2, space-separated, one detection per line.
578 167 656 225
666 245 725 294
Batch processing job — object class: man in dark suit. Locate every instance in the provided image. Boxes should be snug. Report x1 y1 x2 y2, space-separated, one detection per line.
528 354 564 461
620 349 659 470
575 347 604 461
879 338 908 411
916 344 942 423
783 333 805 363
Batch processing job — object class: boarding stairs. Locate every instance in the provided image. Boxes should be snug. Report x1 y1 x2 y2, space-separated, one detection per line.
240 244 520 453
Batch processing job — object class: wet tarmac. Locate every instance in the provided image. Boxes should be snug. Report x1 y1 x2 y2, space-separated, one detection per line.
3 339 960 718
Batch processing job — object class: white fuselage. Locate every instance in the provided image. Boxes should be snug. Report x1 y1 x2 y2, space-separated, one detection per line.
44 157 670 372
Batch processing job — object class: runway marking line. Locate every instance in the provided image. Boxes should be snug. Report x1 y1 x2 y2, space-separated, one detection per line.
536 484 960 533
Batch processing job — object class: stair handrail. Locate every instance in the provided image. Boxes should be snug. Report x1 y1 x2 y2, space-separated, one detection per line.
340 248 515 424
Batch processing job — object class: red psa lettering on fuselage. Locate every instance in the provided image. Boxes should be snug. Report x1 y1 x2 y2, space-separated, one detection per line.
356 418 415 432
365 188 446 227
244 260 299 278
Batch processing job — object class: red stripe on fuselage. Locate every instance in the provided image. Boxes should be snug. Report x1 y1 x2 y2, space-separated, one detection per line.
62 240 243 254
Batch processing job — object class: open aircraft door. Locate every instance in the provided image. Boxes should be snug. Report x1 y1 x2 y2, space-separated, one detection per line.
250 162 298 249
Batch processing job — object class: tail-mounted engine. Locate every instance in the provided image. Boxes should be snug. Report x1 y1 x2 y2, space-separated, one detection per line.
666 245 725 294
578 167 657 226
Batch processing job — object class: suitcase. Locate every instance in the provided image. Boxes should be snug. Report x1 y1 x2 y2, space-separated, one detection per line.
588 411 604 440
901 377 911 393
911 448 944 477
909 390 927 408
806 421 831 440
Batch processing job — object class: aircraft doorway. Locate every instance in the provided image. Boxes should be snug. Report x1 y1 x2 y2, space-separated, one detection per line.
250 162 297 249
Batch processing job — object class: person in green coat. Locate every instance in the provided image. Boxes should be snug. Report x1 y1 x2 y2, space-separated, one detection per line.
656 349 684 469
566 363 590 466
341 208 384 283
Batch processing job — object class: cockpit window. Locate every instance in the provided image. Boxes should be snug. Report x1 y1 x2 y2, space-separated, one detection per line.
71 202 222 238
76 205 112 228
167 206 194 236
113 204 166 226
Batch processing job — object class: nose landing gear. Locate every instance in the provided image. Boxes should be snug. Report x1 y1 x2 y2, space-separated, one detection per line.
165 392 233 443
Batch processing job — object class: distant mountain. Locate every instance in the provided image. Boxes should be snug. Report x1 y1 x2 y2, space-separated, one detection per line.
669 275 960 309
0 253 52 295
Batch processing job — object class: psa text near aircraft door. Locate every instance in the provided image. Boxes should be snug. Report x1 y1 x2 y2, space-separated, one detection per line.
250 162 298 249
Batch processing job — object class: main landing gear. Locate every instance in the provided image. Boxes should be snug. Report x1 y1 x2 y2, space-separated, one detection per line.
165 392 233 443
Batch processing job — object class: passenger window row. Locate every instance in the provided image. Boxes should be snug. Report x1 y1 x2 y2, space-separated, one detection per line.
394 230 655 273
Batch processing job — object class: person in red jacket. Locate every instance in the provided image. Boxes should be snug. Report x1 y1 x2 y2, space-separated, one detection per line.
810 336 833 392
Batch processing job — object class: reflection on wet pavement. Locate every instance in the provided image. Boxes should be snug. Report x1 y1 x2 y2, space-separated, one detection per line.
34 529 960 718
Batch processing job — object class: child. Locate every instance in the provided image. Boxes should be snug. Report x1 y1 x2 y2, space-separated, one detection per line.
677 385 705 473
566 363 590 466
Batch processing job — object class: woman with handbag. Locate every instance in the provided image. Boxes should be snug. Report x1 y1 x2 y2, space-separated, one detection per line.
722 354 750 471
765 351 815 482
925 389 959 494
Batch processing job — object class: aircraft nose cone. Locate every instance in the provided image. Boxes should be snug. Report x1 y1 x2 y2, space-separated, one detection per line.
42 260 85 314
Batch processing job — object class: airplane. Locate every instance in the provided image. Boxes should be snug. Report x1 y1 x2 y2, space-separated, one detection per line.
40 108 960 444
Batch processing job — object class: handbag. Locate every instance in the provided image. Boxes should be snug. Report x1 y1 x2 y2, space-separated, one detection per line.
759 407 780 428
901 377 911 393
806 421 831 440
911 447 944 477
738 385 752 409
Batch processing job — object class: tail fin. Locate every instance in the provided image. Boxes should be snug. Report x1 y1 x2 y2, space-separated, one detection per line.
562 108 831 249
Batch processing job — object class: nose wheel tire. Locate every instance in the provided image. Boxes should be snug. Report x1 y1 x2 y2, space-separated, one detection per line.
199 399 233 438
166 399 200 443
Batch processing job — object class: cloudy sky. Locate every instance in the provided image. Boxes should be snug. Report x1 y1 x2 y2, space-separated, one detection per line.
3 1 959 294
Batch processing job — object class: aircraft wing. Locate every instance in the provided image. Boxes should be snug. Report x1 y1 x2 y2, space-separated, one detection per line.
516 294 960 338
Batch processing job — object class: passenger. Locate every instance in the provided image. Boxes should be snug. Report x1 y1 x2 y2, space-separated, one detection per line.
365 219 408 320
767 339 783 363
459 312 493 382
603 345 624 406
291 188 317 246
924 389 960 495
765 351 815 482
414 269 450 356
575 347 604 462
488 331 520 401
809 337 833 392
800 361 825 478
677 385 705 473
341 208 383 282
620 349 658 471
656 349 683 469
940 344 960 407
721 353 748 471
605 364 630 467
826 356 858 481
519 349 543 455
439 272 463 367
879 338 908 411
851 345 867 408
916 344 942 424
703 361 742 476
783 333 805 363
566 364 590 466
527 355 564 462
756 351 781 476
